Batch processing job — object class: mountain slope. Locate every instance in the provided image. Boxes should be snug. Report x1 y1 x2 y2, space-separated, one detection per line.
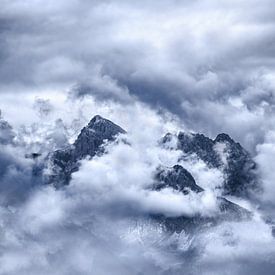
154 164 204 194
44 115 255 231
48 115 126 186
151 164 251 233
162 131 258 197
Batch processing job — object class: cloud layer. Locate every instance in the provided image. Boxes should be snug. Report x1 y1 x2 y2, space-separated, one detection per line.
1 0 275 150
1 1 275 274
0 98 274 274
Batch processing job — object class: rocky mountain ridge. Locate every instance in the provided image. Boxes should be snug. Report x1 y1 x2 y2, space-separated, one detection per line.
48 115 257 198
162 130 258 197
45 115 257 231
0 113 264 234
48 115 126 186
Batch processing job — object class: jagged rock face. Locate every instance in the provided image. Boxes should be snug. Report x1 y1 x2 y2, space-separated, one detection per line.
49 115 257 198
154 165 204 194
46 115 253 233
49 115 126 186
162 131 258 197
215 134 257 196
74 115 126 159
152 165 251 233
217 197 251 220
177 132 222 168
155 198 252 233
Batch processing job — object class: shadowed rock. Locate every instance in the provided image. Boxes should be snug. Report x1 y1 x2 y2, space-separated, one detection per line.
152 164 252 233
154 164 204 194
177 132 221 168
46 116 253 234
48 115 126 186
214 133 258 197
162 131 258 197
73 115 126 159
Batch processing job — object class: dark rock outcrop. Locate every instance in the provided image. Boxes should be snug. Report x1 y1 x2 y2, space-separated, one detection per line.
73 115 126 160
214 134 257 197
151 164 252 232
177 132 222 168
45 115 253 233
48 115 126 186
154 165 204 194
162 131 258 197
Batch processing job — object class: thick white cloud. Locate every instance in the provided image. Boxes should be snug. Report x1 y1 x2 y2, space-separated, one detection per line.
1 0 275 150
69 137 219 218
0 0 275 274
255 131 275 214
0 99 273 274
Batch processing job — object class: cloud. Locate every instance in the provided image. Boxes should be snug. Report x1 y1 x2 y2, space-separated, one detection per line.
196 218 275 275
0 1 275 274
0 99 274 274
255 131 275 219
69 139 219 218
1 0 275 152
0 144 34 205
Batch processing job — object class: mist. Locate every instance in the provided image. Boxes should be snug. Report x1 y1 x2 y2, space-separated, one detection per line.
1 1 275 274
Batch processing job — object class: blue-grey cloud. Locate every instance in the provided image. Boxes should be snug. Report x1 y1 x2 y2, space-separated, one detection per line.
1 1 275 274
1 0 275 152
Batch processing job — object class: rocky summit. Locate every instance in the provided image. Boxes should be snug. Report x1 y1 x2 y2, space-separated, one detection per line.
162 131 258 197
151 164 251 233
154 165 204 194
48 115 126 186
44 115 257 232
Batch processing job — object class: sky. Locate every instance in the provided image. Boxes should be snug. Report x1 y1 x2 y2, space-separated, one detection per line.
1 0 275 150
0 0 275 274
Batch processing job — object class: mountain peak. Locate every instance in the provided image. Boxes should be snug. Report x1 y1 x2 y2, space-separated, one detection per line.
154 164 204 194
49 115 126 186
214 133 234 144
162 130 258 197
86 115 126 135
87 115 104 125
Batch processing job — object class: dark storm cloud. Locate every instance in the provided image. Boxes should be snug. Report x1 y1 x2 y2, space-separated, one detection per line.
1 2 275 274
1 0 274 89
0 114 274 275
1 0 275 152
